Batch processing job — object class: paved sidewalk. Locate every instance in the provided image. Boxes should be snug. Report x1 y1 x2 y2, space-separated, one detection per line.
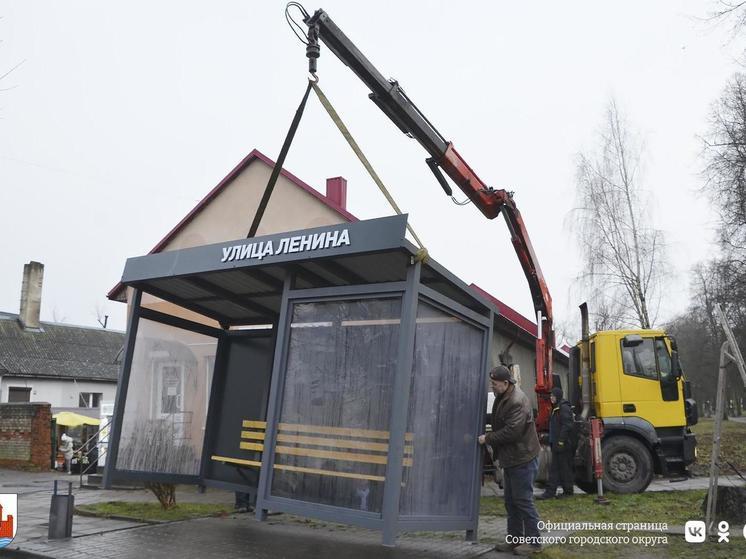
3 469 734 558
7 515 502 559
1 469 501 558
0 468 234 548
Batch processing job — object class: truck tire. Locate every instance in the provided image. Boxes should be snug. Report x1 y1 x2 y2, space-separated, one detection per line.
602 436 653 493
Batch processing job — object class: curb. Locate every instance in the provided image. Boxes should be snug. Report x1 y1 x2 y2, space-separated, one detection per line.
73 507 161 525
1 547 55 559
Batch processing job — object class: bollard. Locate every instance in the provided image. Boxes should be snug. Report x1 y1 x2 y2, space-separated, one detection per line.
48 480 74 539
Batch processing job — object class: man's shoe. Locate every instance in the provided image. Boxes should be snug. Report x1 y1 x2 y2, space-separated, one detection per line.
512 544 542 556
535 493 554 500
494 542 517 552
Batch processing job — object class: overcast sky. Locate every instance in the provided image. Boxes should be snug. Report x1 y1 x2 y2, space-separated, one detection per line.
1 1 743 336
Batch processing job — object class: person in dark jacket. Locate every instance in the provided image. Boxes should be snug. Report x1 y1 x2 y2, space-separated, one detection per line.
538 387 575 499
479 365 542 556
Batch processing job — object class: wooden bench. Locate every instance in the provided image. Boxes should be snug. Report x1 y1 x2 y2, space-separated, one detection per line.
211 420 414 482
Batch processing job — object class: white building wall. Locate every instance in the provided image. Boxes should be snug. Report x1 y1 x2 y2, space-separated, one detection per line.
489 329 569 412
0 376 117 408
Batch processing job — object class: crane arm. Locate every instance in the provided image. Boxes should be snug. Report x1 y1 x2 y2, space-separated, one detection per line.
303 8 555 429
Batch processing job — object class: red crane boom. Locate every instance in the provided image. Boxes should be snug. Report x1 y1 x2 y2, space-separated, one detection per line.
302 7 555 430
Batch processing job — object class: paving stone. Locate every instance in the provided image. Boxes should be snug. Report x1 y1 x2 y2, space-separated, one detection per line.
3 467 732 559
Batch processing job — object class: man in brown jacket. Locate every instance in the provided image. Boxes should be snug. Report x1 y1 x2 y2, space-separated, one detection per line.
479 365 542 556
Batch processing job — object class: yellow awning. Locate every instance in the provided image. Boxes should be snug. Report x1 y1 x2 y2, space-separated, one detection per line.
53 411 101 427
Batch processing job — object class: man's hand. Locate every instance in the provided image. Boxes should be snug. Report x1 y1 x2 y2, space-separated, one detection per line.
478 434 486 445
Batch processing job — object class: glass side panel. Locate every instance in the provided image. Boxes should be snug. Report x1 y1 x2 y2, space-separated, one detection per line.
399 300 485 517
620 338 658 380
270 298 402 513
116 318 217 475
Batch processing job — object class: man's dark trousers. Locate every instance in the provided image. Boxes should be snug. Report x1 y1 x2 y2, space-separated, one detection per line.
546 445 574 496
503 456 540 542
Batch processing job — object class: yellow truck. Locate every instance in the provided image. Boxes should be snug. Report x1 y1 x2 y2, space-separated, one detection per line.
569 306 698 493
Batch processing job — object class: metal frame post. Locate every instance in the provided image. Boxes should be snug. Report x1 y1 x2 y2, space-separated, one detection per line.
707 304 746 533
256 272 293 521
381 260 421 546
465 310 493 543
103 289 142 489
706 341 728 534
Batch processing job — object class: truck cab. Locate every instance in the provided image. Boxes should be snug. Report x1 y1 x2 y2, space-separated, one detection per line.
571 330 698 493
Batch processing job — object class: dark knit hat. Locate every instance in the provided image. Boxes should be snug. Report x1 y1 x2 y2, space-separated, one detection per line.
551 387 563 400
489 365 515 384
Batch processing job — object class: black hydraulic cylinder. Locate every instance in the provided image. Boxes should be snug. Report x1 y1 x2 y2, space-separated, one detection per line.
305 9 449 159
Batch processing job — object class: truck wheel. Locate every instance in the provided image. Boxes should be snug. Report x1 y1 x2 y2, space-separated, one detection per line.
602 436 653 493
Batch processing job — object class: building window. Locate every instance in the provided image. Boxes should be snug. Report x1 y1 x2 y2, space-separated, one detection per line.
79 392 103 408
8 387 31 402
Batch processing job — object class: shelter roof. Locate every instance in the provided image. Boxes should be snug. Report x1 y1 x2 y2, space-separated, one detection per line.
120 215 496 326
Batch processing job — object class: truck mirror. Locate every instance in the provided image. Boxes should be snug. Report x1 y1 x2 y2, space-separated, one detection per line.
622 334 644 347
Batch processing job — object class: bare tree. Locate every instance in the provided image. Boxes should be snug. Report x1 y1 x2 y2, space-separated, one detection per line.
570 100 666 329
705 1 746 36
703 73 746 254
668 260 746 417
94 304 109 328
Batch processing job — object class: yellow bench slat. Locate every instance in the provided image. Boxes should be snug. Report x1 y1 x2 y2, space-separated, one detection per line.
242 420 414 442
210 455 384 482
210 455 262 467
241 431 414 455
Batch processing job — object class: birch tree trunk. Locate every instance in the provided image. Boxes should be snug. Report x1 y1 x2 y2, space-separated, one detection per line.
571 100 666 329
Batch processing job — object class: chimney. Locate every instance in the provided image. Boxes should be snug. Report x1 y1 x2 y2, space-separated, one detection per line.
326 177 347 210
19 261 44 330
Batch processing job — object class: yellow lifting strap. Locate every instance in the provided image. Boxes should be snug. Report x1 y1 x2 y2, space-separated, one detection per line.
311 81 429 263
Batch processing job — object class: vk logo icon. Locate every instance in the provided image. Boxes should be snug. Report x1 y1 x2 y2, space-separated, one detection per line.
685 520 706 543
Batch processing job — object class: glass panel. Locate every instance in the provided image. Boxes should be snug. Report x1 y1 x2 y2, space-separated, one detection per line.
656 338 679 401
400 301 484 517
116 318 217 475
656 339 673 382
620 339 658 380
270 298 401 513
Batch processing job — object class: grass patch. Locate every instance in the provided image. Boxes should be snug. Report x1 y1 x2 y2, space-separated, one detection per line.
691 418 746 475
76 501 234 522
536 531 746 558
481 489 707 525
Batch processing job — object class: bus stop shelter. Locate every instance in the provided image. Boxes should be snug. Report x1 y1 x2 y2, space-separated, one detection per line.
104 214 496 545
